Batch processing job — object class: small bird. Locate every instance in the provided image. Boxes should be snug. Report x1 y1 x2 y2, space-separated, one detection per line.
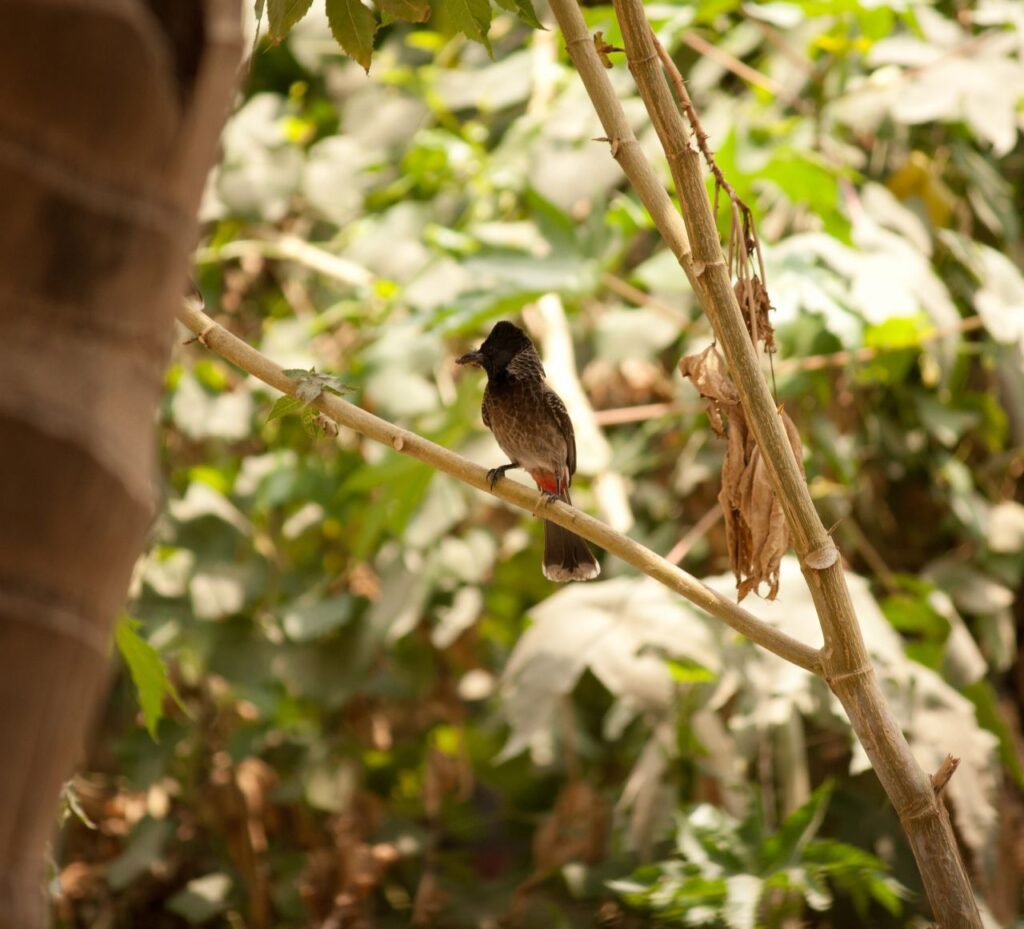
457 321 600 582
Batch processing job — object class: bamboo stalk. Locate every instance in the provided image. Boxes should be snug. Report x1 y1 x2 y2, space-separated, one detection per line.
547 0 982 923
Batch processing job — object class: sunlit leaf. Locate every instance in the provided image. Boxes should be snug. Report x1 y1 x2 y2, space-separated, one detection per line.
115 615 185 740
493 0 542 29
433 0 492 51
268 394 304 421
326 0 379 72
376 0 430 22
267 0 314 39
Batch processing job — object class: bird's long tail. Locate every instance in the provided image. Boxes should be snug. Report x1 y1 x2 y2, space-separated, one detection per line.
531 472 600 582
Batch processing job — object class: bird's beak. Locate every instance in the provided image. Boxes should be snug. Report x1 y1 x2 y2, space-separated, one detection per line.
456 350 484 367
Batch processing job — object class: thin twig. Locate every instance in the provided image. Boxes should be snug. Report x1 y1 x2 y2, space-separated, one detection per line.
178 304 822 675
194 235 374 289
679 31 782 96
593 401 696 426
779 315 984 372
599 272 689 324
592 315 986 425
665 503 723 564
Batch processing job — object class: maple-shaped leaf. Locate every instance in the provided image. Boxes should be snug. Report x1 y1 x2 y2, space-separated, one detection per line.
282 368 350 404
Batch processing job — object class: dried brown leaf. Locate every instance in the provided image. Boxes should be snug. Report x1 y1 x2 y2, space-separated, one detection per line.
684 347 805 601
678 344 741 408
734 275 775 353
679 345 741 438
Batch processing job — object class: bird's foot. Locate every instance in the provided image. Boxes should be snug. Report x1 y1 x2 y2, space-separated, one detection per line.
538 489 561 509
487 463 517 491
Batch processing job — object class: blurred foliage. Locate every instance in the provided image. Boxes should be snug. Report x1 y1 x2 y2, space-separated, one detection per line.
64 0 1024 927
609 783 906 927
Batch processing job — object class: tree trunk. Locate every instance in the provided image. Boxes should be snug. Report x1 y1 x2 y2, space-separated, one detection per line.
0 2 240 925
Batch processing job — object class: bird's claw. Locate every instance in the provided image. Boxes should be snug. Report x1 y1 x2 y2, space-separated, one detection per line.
487 463 516 491
539 490 559 508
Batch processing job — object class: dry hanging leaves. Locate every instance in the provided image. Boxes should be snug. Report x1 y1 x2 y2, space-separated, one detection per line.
734 275 776 354
679 345 804 600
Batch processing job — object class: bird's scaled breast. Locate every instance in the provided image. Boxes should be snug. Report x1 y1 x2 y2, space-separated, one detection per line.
484 380 566 472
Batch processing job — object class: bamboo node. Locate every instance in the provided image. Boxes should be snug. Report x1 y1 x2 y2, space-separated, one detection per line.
628 50 660 67
825 663 874 688
196 322 216 347
897 797 938 826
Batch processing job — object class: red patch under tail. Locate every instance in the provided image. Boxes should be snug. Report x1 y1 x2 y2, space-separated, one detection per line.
529 469 566 497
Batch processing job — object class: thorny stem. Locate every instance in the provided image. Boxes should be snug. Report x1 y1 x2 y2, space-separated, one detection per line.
178 304 822 675
649 30 769 355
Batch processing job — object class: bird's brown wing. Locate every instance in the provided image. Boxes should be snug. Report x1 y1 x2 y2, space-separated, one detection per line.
543 386 576 479
481 386 492 429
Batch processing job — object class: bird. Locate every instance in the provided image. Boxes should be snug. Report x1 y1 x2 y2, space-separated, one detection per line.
456 321 600 582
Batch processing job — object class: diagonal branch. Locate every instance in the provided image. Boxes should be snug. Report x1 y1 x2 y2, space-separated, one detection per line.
178 303 821 675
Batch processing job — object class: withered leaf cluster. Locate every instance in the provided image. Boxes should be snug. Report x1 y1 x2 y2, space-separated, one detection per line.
734 275 776 354
679 345 803 600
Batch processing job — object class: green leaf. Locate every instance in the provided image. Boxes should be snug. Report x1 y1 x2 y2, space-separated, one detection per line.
267 0 314 39
762 782 832 870
435 0 492 51
759 149 849 239
880 592 950 639
283 368 351 404
114 615 185 740
666 658 716 684
376 0 430 22
326 0 379 72
493 0 542 29
267 394 304 421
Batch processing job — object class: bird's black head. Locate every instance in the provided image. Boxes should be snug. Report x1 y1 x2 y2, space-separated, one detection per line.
457 321 536 378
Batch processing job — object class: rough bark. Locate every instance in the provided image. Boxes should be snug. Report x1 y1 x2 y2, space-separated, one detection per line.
0 2 240 926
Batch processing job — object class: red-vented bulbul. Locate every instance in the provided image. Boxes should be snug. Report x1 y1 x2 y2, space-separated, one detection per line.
457 321 600 582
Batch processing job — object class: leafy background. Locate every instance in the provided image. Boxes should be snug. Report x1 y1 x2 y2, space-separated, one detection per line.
55 0 1024 926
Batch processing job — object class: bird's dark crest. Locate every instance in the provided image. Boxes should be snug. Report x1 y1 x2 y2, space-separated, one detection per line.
463 321 542 379
479 321 533 355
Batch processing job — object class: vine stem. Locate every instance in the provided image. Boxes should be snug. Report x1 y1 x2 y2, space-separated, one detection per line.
178 303 821 674
547 0 981 924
